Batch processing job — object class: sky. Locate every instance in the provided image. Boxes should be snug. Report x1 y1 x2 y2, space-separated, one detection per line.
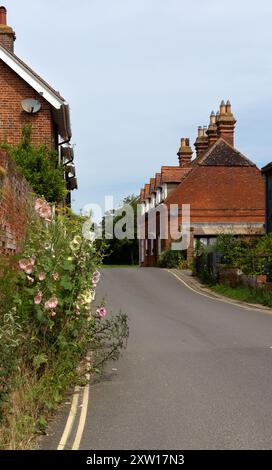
5 0 272 214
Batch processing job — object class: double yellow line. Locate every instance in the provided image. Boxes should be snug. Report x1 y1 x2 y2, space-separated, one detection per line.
57 356 91 451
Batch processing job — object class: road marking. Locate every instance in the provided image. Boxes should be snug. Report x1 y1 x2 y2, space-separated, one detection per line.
57 356 91 451
71 356 91 450
167 269 270 314
57 385 80 450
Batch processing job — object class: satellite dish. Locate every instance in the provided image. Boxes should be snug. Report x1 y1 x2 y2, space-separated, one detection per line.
21 99 41 114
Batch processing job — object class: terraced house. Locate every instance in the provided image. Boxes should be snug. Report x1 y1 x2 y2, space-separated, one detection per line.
139 101 265 267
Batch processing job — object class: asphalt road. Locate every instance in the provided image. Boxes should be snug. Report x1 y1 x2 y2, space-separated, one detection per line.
43 268 272 450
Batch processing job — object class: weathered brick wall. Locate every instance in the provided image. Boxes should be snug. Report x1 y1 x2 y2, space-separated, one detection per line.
0 59 55 147
0 149 31 255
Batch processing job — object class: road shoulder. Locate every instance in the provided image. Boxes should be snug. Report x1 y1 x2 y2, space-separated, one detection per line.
168 269 272 314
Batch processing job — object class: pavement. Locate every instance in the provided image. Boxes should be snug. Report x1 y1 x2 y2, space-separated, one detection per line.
41 267 272 450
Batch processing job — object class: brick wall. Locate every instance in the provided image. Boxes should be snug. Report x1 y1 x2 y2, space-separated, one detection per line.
0 149 31 255
0 59 55 148
166 166 265 224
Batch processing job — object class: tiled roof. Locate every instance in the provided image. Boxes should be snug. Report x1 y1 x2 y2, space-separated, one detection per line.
161 166 191 183
155 173 161 188
149 177 156 193
197 139 255 167
140 188 145 202
144 184 150 199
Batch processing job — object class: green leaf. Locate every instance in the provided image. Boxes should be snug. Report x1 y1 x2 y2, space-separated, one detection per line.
33 353 48 371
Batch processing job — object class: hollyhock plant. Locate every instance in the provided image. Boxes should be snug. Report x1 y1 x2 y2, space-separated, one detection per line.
96 307 107 319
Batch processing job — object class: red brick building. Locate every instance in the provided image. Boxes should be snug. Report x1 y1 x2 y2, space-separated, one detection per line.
139 101 265 266
0 6 77 203
0 6 77 254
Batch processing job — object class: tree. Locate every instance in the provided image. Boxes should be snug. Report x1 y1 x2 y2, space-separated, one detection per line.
101 195 139 266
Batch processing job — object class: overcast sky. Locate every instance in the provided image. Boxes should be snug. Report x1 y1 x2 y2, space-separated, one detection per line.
6 0 272 213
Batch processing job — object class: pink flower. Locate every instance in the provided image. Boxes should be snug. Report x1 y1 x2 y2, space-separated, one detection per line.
39 272 46 281
25 263 34 275
52 272 60 281
34 291 43 305
30 256 36 266
34 198 52 222
19 259 34 274
96 307 107 319
19 259 29 271
45 296 59 310
39 205 52 222
35 198 44 212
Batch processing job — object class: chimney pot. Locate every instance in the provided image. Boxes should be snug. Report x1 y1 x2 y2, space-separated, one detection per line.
0 6 7 24
198 126 202 137
210 111 216 125
0 6 15 51
226 99 232 114
220 100 226 114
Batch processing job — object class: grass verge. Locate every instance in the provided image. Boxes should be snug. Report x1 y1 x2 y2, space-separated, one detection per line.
211 283 272 308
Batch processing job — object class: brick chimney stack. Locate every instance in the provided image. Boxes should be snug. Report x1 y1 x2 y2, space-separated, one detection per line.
0 6 16 52
177 138 193 167
206 111 218 147
217 99 236 146
194 126 209 159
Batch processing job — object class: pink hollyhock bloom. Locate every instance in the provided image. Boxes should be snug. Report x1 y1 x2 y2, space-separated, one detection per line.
34 292 43 305
35 198 52 222
39 272 46 281
39 205 52 222
25 263 34 275
45 296 58 310
19 259 29 271
96 307 107 319
35 198 44 213
27 276 34 284
52 272 60 281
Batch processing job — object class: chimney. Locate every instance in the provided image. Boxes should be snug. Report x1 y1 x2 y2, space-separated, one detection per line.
177 138 193 167
0 6 16 52
206 110 218 147
194 126 209 159
217 99 236 146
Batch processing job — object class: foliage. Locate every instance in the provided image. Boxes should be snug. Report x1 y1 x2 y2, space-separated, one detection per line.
0 200 129 448
1 125 66 203
100 194 139 266
158 245 185 269
211 282 272 308
215 234 269 275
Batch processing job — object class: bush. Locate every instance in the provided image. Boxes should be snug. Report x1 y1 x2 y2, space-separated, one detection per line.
2 125 66 203
0 199 129 448
158 246 185 268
